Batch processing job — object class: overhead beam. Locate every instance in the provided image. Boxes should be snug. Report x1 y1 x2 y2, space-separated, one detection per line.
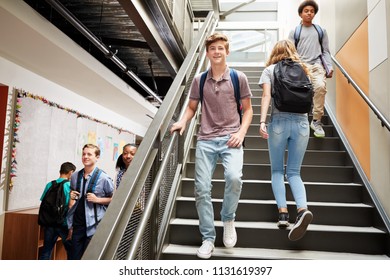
212 0 220 19
101 37 151 49
118 0 185 77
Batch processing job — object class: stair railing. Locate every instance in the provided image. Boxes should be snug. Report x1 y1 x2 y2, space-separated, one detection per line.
328 56 390 233
331 55 390 132
81 11 217 260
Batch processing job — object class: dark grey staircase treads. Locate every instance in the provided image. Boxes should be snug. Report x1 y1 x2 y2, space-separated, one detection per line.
188 148 349 165
174 197 373 227
168 219 387 256
184 162 357 183
193 135 345 150
180 179 364 203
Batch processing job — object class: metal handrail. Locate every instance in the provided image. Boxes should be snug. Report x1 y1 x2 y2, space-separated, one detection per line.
331 55 390 131
82 11 217 260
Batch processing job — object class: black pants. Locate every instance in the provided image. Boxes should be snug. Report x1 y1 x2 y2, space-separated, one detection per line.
70 226 91 260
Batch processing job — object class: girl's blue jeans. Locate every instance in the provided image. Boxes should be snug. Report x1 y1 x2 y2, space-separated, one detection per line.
268 112 309 210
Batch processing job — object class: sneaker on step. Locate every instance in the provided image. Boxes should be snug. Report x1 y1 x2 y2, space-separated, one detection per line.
223 220 237 248
310 120 325 137
277 212 290 229
197 240 214 259
288 210 313 241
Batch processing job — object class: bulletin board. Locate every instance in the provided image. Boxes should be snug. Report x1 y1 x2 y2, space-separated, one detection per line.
7 89 135 211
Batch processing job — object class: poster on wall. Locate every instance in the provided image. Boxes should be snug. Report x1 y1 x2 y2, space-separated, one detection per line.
8 89 135 211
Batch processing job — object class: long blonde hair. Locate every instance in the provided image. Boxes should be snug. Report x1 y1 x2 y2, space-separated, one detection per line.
266 40 310 76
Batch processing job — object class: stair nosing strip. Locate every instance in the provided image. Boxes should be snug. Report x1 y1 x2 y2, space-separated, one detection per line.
162 244 390 260
175 196 373 208
170 218 386 234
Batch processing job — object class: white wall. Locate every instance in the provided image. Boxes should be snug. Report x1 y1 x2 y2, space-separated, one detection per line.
0 57 143 136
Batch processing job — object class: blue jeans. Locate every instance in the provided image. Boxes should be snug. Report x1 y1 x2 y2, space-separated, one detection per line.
195 135 243 242
39 225 71 260
268 112 309 210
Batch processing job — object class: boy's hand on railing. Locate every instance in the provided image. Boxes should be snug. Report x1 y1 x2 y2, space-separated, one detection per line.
170 120 186 136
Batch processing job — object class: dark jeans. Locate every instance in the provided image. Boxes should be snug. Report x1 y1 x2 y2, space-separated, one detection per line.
70 226 91 260
39 225 71 260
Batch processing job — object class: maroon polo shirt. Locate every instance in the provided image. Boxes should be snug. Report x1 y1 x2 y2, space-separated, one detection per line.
190 67 252 140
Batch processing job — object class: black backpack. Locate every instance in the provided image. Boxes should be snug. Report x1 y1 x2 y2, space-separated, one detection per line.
38 180 68 227
272 59 313 113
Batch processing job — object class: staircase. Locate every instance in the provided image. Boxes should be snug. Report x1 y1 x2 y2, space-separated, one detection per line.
161 65 390 260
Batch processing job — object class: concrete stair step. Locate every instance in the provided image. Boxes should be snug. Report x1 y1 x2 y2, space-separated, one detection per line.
175 196 374 227
184 162 356 183
167 219 387 255
162 244 390 260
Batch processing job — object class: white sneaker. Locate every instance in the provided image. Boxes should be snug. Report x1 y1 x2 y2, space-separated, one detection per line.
197 240 214 259
310 120 325 137
223 220 237 248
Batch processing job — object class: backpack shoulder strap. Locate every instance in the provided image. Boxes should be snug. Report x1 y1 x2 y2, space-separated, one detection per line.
294 24 324 52
230 69 240 102
229 69 242 123
312 24 324 52
42 180 58 200
76 168 84 192
294 24 302 48
199 70 208 103
199 69 242 123
59 179 69 187
87 167 102 193
87 167 102 225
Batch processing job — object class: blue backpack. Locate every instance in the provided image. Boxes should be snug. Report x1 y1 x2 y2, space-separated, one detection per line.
199 69 242 124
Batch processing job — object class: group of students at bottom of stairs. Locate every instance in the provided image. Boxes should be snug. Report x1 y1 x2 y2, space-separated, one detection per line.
38 143 138 260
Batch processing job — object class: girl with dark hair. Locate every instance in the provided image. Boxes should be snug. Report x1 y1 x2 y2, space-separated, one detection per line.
115 144 138 188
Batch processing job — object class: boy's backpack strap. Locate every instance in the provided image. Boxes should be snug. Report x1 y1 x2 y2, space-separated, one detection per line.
199 70 208 103
294 23 324 52
87 167 102 193
76 168 84 192
312 23 324 52
87 167 102 225
75 167 102 225
293 24 303 48
198 69 241 123
76 168 102 193
229 68 242 124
